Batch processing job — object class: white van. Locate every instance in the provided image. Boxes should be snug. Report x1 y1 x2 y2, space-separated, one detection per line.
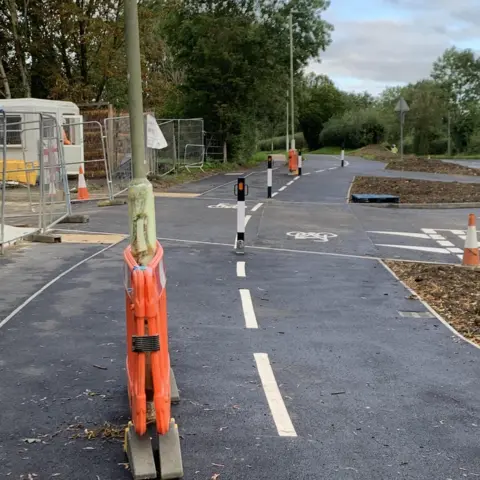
0 98 84 177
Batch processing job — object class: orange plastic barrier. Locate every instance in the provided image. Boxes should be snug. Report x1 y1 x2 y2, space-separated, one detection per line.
124 241 171 436
288 149 298 174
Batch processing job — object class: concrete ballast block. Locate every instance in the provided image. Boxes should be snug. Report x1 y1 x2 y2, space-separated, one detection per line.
125 423 157 480
158 418 184 479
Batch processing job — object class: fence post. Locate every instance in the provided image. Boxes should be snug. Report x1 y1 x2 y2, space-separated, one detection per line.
298 150 302 176
267 155 272 198
235 177 246 255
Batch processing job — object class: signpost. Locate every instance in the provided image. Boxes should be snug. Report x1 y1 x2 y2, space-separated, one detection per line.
395 97 409 161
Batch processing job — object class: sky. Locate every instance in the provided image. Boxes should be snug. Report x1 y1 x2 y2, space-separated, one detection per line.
307 0 480 95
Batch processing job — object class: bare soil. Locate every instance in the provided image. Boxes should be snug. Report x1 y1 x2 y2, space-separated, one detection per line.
386 261 480 346
351 176 480 204
351 144 415 162
387 157 480 176
353 144 480 176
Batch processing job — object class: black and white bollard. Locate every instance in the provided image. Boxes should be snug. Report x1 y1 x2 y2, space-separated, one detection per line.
267 156 272 198
341 149 345 167
235 177 246 254
298 150 302 176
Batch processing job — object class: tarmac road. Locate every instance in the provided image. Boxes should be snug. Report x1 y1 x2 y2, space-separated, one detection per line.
0 154 479 479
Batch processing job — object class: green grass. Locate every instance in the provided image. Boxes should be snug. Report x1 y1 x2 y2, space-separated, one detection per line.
247 150 287 164
308 146 341 155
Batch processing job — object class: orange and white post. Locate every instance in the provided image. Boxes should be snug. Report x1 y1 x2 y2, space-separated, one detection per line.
77 165 89 201
462 213 479 266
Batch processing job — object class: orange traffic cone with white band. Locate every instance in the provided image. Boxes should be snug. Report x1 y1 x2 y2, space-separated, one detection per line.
462 213 479 266
77 166 89 200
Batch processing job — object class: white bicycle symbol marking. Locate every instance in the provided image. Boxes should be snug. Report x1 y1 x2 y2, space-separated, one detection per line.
287 231 338 242
208 203 237 209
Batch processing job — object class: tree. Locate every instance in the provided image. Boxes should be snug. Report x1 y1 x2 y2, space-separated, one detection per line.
432 47 480 153
161 0 332 160
298 75 345 149
432 47 480 108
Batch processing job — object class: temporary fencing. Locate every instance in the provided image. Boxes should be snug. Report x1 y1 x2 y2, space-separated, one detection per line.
205 131 225 162
157 118 205 170
150 120 177 176
123 240 183 478
0 111 70 252
124 241 171 435
105 115 180 197
64 119 111 201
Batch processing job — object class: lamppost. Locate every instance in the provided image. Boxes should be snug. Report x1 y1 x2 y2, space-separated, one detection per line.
289 12 295 150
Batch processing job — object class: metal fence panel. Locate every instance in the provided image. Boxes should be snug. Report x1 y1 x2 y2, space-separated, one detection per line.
0 112 70 252
157 118 205 169
149 119 177 176
104 115 132 198
178 119 204 169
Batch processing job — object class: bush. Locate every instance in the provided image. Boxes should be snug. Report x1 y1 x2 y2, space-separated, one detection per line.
257 132 306 152
467 132 480 154
429 138 448 155
319 109 386 150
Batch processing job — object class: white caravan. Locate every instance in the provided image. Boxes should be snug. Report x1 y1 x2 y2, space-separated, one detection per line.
0 98 84 176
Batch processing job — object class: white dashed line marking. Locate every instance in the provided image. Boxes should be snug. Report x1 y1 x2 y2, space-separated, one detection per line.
272 192 278 197
447 247 463 254
315 169 325 173
278 186 287 192
240 289 258 329
245 215 252 227
422 228 437 234
328 167 336 170
438 240 455 247
251 203 263 212
293 176 300 181
254 353 297 437
304 172 311 176
287 181 294 186
376 244 451 254
236 261 246 278
368 231 430 239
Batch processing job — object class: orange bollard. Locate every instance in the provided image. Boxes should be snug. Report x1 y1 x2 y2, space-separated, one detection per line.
463 213 479 266
288 148 298 175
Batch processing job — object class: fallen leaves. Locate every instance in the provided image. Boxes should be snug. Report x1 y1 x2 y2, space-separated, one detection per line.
387 158 480 176
386 261 480 345
351 176 480 204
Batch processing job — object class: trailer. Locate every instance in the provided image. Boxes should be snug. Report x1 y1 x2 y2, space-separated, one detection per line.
0 98 84 177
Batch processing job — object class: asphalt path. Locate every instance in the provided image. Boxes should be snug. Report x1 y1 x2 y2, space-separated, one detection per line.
1 154 479 479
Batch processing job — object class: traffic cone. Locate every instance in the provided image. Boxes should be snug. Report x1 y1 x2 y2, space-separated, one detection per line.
77 165 89 200
462 213 479 266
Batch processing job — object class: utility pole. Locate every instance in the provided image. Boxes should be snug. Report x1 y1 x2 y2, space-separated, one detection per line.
394 97 409 161
447 110 451 157
124 0 157 265
289 12 295 150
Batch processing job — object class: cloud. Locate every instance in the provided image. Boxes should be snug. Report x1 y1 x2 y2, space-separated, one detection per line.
308 0 480 94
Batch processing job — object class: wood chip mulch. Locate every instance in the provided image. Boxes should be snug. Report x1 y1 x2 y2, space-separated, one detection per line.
350 176 480 203
385 261 480 345
387 158 480 176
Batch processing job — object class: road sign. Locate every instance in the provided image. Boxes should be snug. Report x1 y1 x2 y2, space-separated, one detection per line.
395 97 410 113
